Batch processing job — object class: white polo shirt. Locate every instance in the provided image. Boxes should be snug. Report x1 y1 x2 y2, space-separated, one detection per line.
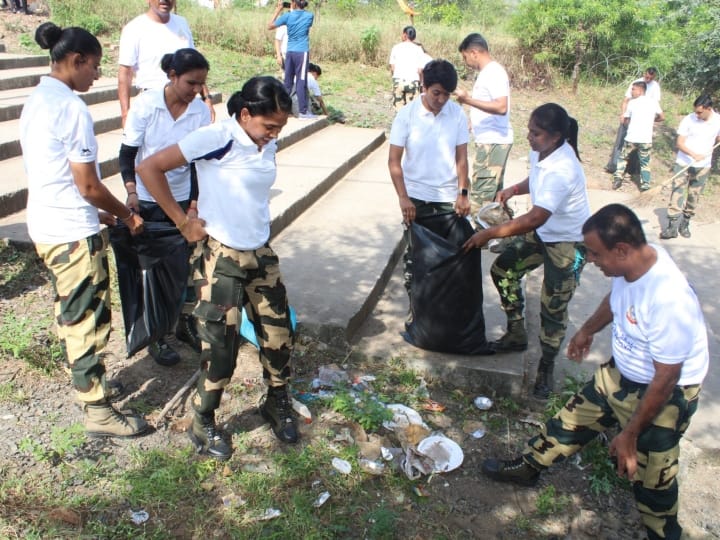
389 95 469 203
611 244 708 386
118 13 194 91
122 88 211 202
625 79 661 103
529 141 590 243
20 76 100 244
675 110 720 168
624 95 662 144
178 117 279 251
389 41 424 82
470 61 513 145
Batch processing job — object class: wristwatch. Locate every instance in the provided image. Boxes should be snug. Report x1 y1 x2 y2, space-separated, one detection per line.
458 188 469 197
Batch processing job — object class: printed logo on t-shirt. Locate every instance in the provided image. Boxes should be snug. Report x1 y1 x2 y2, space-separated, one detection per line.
625 306 637 325
81 148 92 156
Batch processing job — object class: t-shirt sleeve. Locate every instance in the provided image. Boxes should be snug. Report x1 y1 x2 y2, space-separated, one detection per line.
65 103 98 164
177 125 226 163
388 108 410 147
118 24 138 68
532 168 573 214
646 289 700 364
455 108 469 146
677 115 691 137
486 65 509 98
121 95 150 147
275 13 288 26
307 77 321 97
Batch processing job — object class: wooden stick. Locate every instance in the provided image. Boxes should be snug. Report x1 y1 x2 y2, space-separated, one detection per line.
154 368 200 428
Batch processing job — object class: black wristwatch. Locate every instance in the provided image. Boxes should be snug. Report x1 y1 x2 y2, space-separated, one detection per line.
459 188 469 197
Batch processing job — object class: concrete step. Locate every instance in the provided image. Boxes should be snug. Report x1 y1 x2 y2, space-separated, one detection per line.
0 65 50 91
272 139 396 345
0 52 48 70
0 116 343 241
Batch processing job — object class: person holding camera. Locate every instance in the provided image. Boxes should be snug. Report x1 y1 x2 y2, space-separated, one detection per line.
268 0 315 118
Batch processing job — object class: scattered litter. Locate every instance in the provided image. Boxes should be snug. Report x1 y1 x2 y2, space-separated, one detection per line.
381 446 401 461
416 435 464 473
471 429 486 439
383 404 430 431
334 428 355 444
311 479 322 489
222 492 246 508
130 510 149 525
414 377 429 399
401 446 435 480
241 463 273 474
357 375 376 383
251 508 282 522
570 453 588 470
331 457 352 475
291 397 312 424
412 485 429 497
421 399 446 412
473 396 493 410
359 458 385 475
317 364 350 388
313 491 331 508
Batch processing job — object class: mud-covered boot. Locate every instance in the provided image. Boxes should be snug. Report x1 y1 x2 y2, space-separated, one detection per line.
83 401 150 438
678 216 691 238
481 456 541 487
188 412 232 461
490 319 528 352
260 385 299 444
659 216 679 240
533 357 556 399
175 314 202 353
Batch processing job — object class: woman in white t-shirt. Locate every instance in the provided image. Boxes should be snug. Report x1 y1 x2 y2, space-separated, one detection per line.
19 22 147 438
136 76 297 461
463 103 591 399
119 48 212 366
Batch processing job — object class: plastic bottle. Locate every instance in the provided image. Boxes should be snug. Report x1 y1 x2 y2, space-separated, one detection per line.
291 397 312 424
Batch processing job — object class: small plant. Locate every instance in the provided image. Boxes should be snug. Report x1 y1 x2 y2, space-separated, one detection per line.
535 485 570 516
0 381 27 404
360 26 380 64
365 505 398 540
49 423 86 460
582 434 632 496
330 388 392 432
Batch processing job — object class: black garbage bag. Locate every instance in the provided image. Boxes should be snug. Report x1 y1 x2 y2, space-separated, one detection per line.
404 212 491 355
109 221 189 357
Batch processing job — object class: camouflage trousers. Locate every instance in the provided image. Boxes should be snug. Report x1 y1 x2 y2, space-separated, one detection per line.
402 199 455 296
615 141 652 187
490 231 585 356
470 143 513 211
35 229 111 403
667 164 710 219
392 78 420 112
191 237 294 415
524 359 701 540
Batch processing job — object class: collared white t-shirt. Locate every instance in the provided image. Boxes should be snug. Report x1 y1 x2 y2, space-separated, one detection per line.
389 95 469 203
178 117 278 251
307 73 321 97
20 76 100 244
624 95 662 144
625 79 661 103
611 244 709 386
118 13 194 91
470 60 513 145
675 111 720 168
389 41 424 82
122 88 211 202
529 141 590 243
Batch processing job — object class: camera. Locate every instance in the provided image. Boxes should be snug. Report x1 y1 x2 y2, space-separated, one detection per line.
282 1 291 7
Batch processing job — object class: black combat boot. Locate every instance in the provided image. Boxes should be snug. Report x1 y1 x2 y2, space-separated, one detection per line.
481 456 541 487
260 385 299 444
148 337 182 366
188 412 232 461
678 215 691 238
490 319 528 352
533 356 555 399
659 216 679 240
175 314 202 353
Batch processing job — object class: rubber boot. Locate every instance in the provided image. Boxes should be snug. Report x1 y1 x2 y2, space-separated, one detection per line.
533 356 555 399
84 401 150 438
490 319 528 352
188 412 232 461
678 216 691 238
659 217 679 240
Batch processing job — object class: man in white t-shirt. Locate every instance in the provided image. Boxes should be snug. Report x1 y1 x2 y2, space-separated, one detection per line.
455 33 513 209
606 67 661 173
612 81 664 191
661 94 720 239
118 0 214 126
388 25 425 111
274 24 288 69
482 203 708 540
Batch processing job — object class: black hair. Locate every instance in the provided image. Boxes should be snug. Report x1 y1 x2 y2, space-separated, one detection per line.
645 67 658 76
308 63 321 76
694 94 713 109
582 204 646 249
160 48 209 77
632 80 647 92
458 33 488 53
226 76 292 118
403 26 416 41
295 0 308 8
35 22 101 63
422 59 458 93
530 103 581 160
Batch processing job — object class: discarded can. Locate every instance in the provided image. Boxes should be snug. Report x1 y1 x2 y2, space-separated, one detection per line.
331 457 352 474
359 458 385 475
473 396 493 410
313 491 331 508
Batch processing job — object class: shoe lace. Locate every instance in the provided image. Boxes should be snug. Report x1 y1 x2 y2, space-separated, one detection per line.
273 388 293 424
503 456 530 472
200 417 222 442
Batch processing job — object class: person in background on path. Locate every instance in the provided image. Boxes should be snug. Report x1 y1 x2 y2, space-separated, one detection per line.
660 94 720 239
1 0 28 14
481 203 708 540
118 0 214 127
268 0 314 118
306 63 328 116
455 33 514 210
606 68 662 174
119 48 212 366
388 26 425 112
388 60 471 305
20 22 148 438
137 76 299 461
462 103 590 400
273 2 290 70
612 81 664 191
